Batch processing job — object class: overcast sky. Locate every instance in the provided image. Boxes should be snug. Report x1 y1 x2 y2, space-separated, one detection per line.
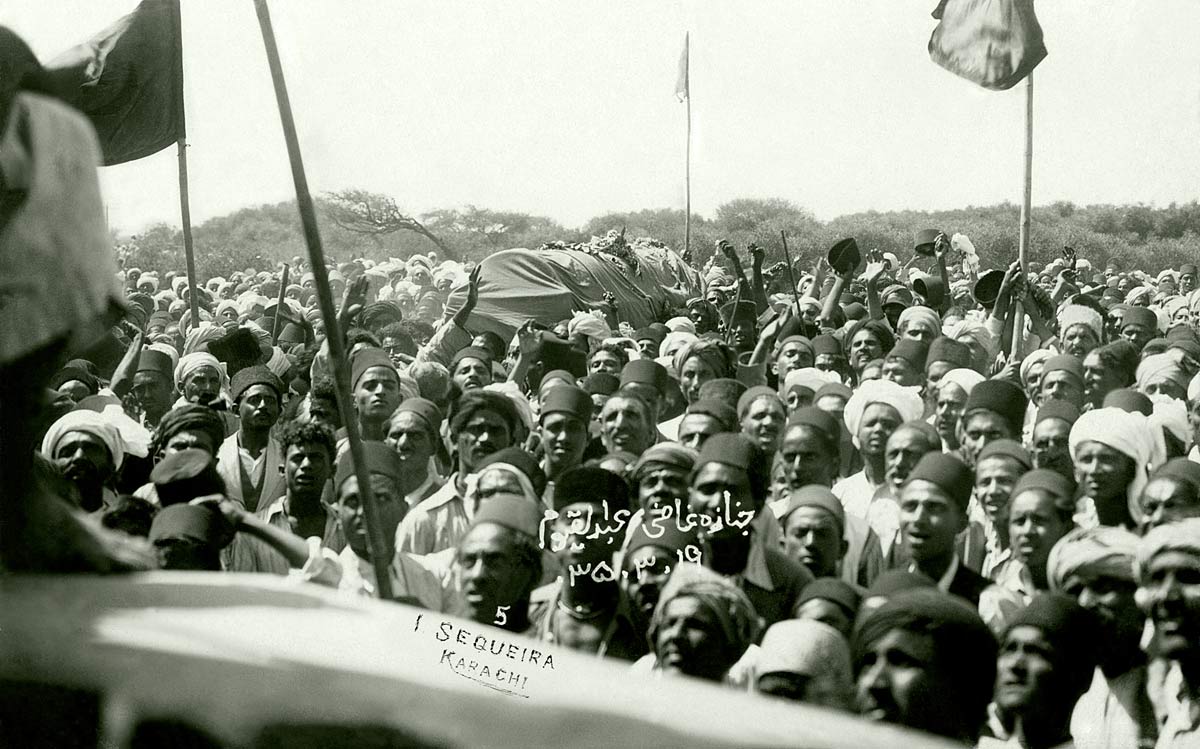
8 0 1200 234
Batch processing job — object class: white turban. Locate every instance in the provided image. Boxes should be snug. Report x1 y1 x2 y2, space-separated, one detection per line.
1048 526 1139 592
40 409 127 470
665 316 697 334
148 342 180 371
567 311 612 346
1148 394 1190 450
782 367 840 394
1019 349 1054 389
484 380 533 436
659 331 698 360
1125 286 1153 306
1057 305 1103 340
843 379 924 446
265 346 291 379
174 352 227 391
214 299 240 321
1190 372 1200 403
1135 518 1200 583
1136 352 1189 397
1069 408 1160 523
897 306 941 338
943 318 997 373
938 368 986 396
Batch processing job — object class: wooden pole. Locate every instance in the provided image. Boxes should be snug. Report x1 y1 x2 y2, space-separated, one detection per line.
172 0 199 327
252 0 394 599
1012 73 1034 358
781 231 801 313
684 33 691 263
270 264 290 343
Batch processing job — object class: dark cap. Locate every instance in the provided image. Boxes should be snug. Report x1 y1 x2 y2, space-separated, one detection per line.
787 406 841 443
905 452 974 512
149 504 228 546
540 334 588 378
208 328 263 375
913 275 945 307
1041 354 1084 383
976 438 1032 471
913 228 941 256
827 238 861 274
695 433 769 498
684 399 737 431
626 518 701 557
888 339 929 371
631 443 698 480
350 347 397 390
137 349 175 379
1151 458 1200 492
927 337 972 370
814 381 853 403
150 448 226 507
634 327 667 346
1011 468 1076 506
1103 388 1153 416
477 447 547 499
279 322 307 345
964 379 1027 435
1122 306 1158 332
843 302 867 321
230 364 284 404
973 269 1006 307
736 385 782 421
719 300 758 327
470 493 542 538
392 397 443 436
619 359 671 395
553 465 631 513
539 369 577 390
778 486 845 535
797 578 861 619
812 335 842 357
1036 400 1081 427
539 384 593 423
334 442 403 488
450 346 493 370
580 372 620 397
1181 264 1198 276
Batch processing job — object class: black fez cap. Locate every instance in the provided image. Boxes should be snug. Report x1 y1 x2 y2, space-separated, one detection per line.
1041 354 1084 383
620 359 671 395
208 328 262 376
539 384 593 423
843 302 867 321
697 377 747 411
553 465 631 513
625 518 700 557
470 493 542 538
973 269 1006 307
230 364 284 404
1152 458 1200 493
684 399 737 431
1121 306 1158 332
1011 468 1075 505
977 438 1032 471
1036 399 1081 427
137 349 175 379
1004 593 1098 684
334 442 402 488
279 322 307 345
736 385 782 420
1103 388 1154 416
1181 264 1198 276
540 334 588 378
905 452 974 512
634 326 667 346
814 382 853 403
827 237 861 273
350 347 396 390
719 300 758 327
695 433 770 499
913 228 940 256
927 336 972 370
798 577 862 619
812 335 842 357
888 339 929 371
393 397 442 436
149 504 228 546
151 448 226 507
787 406 841 443
539 369 576 390
450 346 492 370
477 446 547 499
581 372 619 397
964 379 1027 434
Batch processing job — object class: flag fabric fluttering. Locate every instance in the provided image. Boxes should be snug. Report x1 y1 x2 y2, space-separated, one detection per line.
44 0 183 165
674 33 689 102
928 0 1047 91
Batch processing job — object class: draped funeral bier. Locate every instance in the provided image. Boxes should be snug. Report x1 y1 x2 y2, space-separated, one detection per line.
444 231 704 339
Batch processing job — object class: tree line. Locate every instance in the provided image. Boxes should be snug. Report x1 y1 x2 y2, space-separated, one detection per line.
116 191 1200 279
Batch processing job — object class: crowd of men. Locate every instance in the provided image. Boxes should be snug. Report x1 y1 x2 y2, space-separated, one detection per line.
6 39 1200 749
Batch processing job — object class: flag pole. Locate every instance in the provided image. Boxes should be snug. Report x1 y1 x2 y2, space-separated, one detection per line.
172 0 199 327
684 34 691 263
1011 73 1033 358
252 0 395 599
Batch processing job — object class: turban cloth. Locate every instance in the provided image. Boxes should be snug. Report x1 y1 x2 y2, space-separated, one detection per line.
783 367 840 395
1162 296 1189 322
897 306 941 339
852 588 996 725
567 312 612 347
1190 373 1200 403
1125 286 1153 306
648 563 761 661
843 379 924 446
1058 305 1103 341
1157 269 1179 285
174 352 228 392
214 300 240 321
1047 526 1139 592
182 322 224 356
41 409 127 470
1136 352 1189 397
685 298 720 330
150 404 227 458
1148 393 1189 456
1020 349 1054 389
265 346 291 379
138 275 159 292
1189 289 1200 314
943 318 997 373
664 316 697 335
463 462 543 512
756 620 853 698
148 342 180 371
938 368 986 397
842 319 895 360
1069 407 1161 523
1135 518 1200 584
484 381 533 435
672 339 736 380
659 331 698 360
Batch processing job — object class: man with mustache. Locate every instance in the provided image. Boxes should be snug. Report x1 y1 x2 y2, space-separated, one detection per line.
449 346 493 392
598 393 655 459
41 410 126 514
395 390 520 555
216 366 287 514
452 493 544 634
382 397 444 510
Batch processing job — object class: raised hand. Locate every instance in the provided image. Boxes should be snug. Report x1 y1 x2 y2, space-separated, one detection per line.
517 320 543 357
748 243 765 264
717 239 737 260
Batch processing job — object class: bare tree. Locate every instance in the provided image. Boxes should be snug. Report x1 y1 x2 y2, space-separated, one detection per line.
322 189 456 260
